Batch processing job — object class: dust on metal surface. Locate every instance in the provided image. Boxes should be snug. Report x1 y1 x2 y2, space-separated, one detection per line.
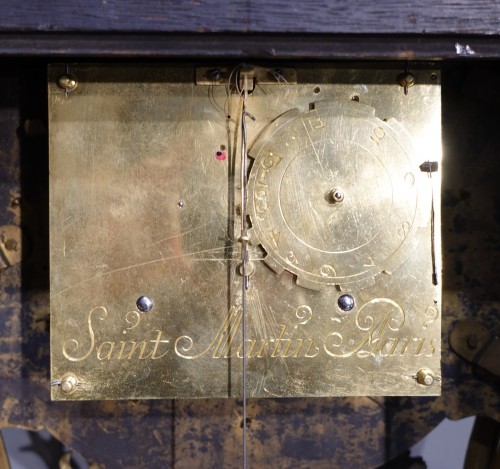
48 63 441 400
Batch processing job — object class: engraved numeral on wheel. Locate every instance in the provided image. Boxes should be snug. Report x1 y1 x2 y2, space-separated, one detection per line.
370 126 385 145
320 264 336 277
397 221 411 238
269 228 281 249
405 172 415 186
261 152 283 170
286 251 299 265
307 115 325 130
255 189 268 215
363 256 376 267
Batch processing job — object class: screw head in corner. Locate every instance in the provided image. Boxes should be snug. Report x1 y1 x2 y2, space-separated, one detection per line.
57 74 78 93
60 374 79 394
416 368 435 386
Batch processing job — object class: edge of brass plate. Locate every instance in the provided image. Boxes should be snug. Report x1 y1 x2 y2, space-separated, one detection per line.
49 62 441 400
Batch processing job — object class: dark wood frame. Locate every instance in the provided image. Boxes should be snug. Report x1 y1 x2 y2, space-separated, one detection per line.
1 33 500 59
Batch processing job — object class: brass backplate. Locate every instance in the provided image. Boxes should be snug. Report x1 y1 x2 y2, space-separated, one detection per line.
49 63 441 400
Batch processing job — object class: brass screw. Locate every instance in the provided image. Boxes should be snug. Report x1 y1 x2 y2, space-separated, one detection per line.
60 374 78 394
399 72 415 88
416 368 434 386
57 75 78 92
4 239 17 251
330 188 345 203
399 72 415 95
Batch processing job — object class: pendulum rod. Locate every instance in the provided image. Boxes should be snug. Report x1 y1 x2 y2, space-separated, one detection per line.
239 68 255 469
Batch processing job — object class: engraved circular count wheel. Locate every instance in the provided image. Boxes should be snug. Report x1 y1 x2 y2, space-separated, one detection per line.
247 100 420 290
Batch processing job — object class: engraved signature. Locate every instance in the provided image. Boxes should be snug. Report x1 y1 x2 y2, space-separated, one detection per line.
324 298 436 358
61 299 437 363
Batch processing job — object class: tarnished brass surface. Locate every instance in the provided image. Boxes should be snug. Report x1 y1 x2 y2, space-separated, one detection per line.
48 63 441 400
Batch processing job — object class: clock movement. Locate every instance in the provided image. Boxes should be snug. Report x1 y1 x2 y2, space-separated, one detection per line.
48 63 441 400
